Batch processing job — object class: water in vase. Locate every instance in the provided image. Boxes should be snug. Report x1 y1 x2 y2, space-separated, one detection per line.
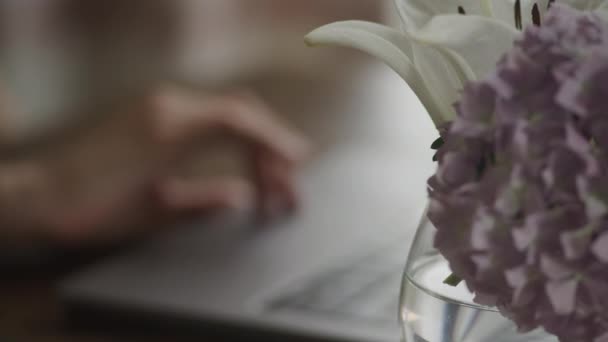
400 255 558 342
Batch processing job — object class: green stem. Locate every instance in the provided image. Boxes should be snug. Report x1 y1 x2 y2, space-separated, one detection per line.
443 273 463 287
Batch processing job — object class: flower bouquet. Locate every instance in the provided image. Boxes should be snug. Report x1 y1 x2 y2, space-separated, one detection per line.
306 1 608 341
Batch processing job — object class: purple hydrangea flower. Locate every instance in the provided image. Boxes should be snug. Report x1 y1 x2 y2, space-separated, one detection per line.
429 5 608 342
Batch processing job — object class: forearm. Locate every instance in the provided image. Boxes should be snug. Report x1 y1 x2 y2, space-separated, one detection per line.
0 83 22 150
0 158 54 241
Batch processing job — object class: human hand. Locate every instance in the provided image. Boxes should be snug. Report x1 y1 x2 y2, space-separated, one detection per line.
0 86 309 245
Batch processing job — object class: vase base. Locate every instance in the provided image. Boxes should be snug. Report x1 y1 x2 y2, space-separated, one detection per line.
400 255 557 342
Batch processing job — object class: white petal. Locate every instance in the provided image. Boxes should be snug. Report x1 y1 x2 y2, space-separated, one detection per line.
305 20 447 127
394 0 492 29
490 0 555 28
490 0 530 26
520 0 545 27
481 0 495 17
408 14 520 79
394 0 454 30
411 45 465 122
489 0 518 26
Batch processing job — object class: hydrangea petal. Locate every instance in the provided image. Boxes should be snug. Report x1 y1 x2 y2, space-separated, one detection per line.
561 228 592 260
591 232 608 263
505 265 530 288
545 279 579 315
594 331 608 342
577 177 608 219
512 223 539 251
474 292 499 306
540 254 573 280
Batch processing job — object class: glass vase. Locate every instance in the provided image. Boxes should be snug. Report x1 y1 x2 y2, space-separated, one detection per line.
399 212 557 342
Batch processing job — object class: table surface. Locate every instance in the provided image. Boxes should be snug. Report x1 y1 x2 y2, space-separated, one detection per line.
1 246 240 342
2 274 71 341
0 248 162 342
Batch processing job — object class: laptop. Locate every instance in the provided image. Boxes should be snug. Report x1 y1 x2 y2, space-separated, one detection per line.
59 62 437 342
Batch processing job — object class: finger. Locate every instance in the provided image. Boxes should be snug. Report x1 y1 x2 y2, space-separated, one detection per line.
44 190 148 245
263 153 299 212
44 202 126 246
254 150 299 220
45 206 107 244
163 90 310 164
215 94 311 163
254 152 272 220
155 176 254 215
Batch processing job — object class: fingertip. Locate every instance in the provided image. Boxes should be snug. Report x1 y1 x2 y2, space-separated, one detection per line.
156 178 254 213
264 134 313 165
217 184 254 212
293 137 313 163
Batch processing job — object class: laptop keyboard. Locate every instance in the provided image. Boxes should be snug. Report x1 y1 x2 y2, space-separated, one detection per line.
268 235 409 325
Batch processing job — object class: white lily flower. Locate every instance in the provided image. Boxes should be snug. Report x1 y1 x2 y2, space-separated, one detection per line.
397 0 563 29
305 0 608 128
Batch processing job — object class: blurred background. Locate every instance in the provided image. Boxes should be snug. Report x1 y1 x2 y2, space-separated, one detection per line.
0 1 440 342
0 0 390 142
